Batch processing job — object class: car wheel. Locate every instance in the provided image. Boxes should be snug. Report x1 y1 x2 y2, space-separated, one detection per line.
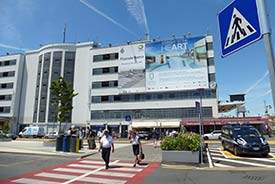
204 136 209 140
144 137 148 140
233 146 239 156
262 153 269 157
222 141 226 151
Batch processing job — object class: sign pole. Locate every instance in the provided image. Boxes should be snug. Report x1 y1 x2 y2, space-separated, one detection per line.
257 0 275 111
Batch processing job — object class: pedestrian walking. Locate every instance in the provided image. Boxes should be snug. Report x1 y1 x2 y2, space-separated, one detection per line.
97 128 104 142
152 128 159 148
130 130 143 167
98 130 114 169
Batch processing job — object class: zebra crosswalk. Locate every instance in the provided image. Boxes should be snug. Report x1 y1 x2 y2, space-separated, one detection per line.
209 146 275 168
0 159 159 184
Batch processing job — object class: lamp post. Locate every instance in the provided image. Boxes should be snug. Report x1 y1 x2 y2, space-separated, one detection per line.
196 88 204 164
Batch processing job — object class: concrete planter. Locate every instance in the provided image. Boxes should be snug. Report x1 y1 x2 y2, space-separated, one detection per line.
162 150 200 163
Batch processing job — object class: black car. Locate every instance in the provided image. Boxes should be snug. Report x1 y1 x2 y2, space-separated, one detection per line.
221 125 270 156
138 131 151 140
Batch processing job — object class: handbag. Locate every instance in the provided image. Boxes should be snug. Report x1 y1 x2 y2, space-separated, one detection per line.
139 152 145 160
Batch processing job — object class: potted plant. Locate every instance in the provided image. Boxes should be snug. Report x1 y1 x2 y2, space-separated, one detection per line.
161 132 200 163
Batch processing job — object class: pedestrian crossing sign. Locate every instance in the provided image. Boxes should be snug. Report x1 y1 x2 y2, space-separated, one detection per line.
218 0 262 57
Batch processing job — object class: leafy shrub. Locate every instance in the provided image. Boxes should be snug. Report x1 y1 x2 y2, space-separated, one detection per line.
161 132 200 152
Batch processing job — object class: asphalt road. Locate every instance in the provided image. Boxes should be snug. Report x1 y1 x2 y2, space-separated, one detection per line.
0 153 74 180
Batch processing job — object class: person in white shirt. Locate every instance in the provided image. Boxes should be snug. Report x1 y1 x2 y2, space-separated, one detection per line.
98 130 114 169
130 130 142 167
97 128 104 142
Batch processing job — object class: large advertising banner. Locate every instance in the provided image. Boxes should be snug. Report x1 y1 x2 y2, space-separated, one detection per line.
118 43 146 93
145 36 209 91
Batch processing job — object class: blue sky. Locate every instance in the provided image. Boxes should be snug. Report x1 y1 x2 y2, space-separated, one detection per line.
0 0 275 116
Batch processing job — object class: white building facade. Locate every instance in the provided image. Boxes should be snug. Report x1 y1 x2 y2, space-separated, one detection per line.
0 54 24 133
89 35 218 135
18 42 95 133
0 35 218 134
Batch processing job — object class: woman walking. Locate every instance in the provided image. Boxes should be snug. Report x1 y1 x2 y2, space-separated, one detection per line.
130 130 142 167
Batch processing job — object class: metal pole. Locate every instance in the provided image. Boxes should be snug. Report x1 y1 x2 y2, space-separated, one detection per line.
199 90 203 164
257 0 275 110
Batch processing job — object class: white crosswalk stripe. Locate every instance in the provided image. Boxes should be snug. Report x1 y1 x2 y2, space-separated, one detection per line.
8 159 155 184
214 163 235 168
12 178 61 184
212 157 275 168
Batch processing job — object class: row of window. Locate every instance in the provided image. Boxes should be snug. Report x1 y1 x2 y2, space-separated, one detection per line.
92 67 118 75
0 83 13 89
0 71 15 78
93 53 119 62
91 90 216 103
0 59 16 67
91 107 213 120
0 106 11 113
92 81 118 89
92 58 214 77
0 95 12 101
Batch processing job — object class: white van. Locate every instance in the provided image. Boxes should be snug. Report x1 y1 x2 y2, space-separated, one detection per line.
19 127 45 138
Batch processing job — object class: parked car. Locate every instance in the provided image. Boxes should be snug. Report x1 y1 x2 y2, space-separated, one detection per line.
19 126 45 138
220 125 270 156
203 130 222 140
138 131 151 140
6 133 17 140
45 131 59 139
0 129 17 140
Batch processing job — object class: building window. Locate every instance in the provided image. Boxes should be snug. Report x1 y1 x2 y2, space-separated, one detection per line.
91 90 217 103
207 58 214 66
0 71 15 78
206 42 213 50
209 73 216 82
93 53 119 62
0 59 16 67
92 67 118 75
0 107 11 113
0 83 13 89
0 95 12 101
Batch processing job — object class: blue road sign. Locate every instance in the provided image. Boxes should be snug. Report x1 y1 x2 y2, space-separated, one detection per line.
218 0 262 57
125 115 131 121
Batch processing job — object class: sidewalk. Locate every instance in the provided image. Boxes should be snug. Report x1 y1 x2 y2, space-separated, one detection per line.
0 140 98 158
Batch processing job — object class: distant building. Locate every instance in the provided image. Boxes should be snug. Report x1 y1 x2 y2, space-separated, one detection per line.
0 54 24 132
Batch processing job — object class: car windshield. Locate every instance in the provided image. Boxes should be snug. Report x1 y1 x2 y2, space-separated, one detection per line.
233 127 261 138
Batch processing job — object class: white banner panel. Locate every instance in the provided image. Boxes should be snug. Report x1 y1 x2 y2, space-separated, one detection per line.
118 43 146 93
145 36 209 91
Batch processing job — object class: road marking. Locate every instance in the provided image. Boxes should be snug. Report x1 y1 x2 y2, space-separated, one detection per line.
54 168 91 174
242 157 275 163
110 167 142 172
78 176 126 184
214 163 235 168
62 160 119 184
221 150 239 158
212 157 275 168
206 148 213 168
210 153 223 156
12 178 60 184
94 171 135 178
68 164 99 169
36 172 75 180
80 160 148 167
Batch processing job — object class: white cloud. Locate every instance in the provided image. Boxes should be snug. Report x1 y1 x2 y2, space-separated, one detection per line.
244 71 269 94
124 0 149 35
0 43 28 51
80 0 138 37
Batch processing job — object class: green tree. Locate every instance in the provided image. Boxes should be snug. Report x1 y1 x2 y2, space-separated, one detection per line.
50 77 78 133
